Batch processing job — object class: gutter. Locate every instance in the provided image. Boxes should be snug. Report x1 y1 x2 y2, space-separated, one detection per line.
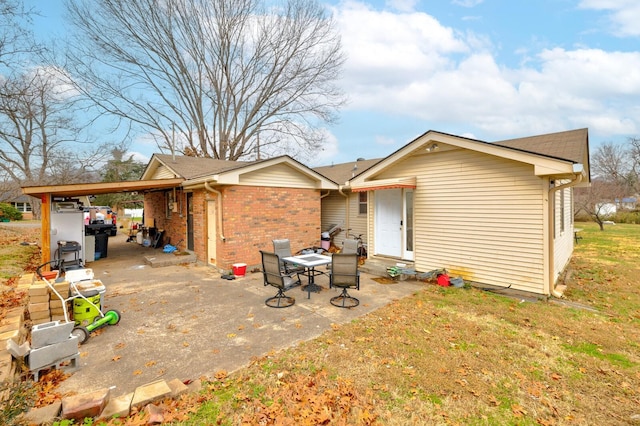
338 185 349 236
548 165 584 298
204 181 226 242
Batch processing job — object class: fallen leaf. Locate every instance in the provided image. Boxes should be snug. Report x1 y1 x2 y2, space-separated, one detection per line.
133 370 142 376
112 355 121 362
145 360 157 367
511 404 527 417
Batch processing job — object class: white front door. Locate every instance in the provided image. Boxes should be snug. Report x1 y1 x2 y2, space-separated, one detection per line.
375 189 403 257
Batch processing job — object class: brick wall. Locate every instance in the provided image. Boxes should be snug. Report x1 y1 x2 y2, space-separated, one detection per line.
217 186 321 270
143 190 187 248
145 186 321 271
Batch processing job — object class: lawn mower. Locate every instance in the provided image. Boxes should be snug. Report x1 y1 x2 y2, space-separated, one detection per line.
36 260 121 344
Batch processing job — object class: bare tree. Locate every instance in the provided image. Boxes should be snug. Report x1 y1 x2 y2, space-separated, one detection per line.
64 0 346 161
592 141 639 196
0 69 107 218
575 180 626 230
0 0 35 67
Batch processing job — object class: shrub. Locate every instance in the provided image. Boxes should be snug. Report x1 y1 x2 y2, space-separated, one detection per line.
0 203 23 221
611 210 640 224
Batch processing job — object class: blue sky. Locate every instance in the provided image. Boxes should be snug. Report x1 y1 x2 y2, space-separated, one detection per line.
25 0 640 166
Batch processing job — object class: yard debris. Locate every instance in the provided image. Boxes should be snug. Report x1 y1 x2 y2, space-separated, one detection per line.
416 269 446 281
387 266 416 278
162 244 178 253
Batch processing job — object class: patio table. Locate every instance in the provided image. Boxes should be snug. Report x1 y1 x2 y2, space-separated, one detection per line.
283 253 332 298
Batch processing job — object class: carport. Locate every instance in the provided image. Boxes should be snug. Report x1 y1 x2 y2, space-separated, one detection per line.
21 179 183 266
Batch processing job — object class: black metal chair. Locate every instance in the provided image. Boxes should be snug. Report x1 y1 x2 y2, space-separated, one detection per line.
272 239 305 274
260 250 300 308
329 253 360 308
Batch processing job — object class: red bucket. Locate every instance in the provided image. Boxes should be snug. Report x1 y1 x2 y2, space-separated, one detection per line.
232 263 247 276
437 273 450 287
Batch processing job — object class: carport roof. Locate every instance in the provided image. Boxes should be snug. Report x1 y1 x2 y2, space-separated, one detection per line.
21 178 184 198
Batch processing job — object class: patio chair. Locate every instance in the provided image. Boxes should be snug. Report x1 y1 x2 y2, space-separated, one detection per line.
329 253 360 308
272 239 305 274
342 239 359 254
326 238 359 271
260 250 300 308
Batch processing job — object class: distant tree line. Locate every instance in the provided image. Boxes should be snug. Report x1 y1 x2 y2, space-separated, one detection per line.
575 137 640 229
0 0 345 219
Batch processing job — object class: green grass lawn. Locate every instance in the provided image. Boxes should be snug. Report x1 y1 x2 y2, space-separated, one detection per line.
156 222 640 425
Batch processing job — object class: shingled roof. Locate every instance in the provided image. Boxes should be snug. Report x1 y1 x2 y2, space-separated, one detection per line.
152 154 256 180
313 158 382 185
493 128 588 164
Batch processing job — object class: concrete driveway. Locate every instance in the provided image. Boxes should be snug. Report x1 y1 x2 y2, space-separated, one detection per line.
57 234 424 397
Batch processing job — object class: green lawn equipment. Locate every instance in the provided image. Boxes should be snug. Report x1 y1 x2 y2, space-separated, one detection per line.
36 260 121 344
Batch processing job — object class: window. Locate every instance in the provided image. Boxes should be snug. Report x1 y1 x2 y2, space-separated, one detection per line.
358 192 367 214
11 202 32 212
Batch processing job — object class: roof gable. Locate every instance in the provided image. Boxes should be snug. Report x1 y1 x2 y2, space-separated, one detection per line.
349 129 590 185
142 154 337 190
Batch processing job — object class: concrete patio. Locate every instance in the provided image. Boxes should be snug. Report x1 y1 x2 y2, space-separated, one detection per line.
56 233 425 397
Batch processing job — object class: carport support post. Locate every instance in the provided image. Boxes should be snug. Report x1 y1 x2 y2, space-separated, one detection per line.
41 193 51 266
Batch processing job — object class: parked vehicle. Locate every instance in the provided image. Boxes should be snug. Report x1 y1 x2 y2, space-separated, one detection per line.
83 206 117 236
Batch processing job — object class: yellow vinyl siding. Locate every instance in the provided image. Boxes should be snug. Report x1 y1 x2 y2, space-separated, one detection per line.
320 192 369 247
379 149 546 293
321 193 346 238
346 193 368 245
554 187 574 280
240 163 317 188
152 165 179 179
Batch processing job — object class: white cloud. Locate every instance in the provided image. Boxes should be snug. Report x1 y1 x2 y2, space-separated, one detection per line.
335 2 471 98
333 1 640 140
451 0 484 7
385 0 418 13
578 0 640 37
128 151 151 164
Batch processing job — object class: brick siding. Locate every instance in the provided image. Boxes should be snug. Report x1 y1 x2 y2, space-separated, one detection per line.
144 186 321 271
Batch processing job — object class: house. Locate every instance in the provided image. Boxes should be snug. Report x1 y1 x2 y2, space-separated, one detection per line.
140 154 336 271
616 197 637 210
22 128 590 297
317 128 590 296
1 194 34 220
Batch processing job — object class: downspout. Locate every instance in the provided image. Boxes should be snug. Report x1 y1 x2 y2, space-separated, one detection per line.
338 185 349 234
548 169 583 298
204 181 226 242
